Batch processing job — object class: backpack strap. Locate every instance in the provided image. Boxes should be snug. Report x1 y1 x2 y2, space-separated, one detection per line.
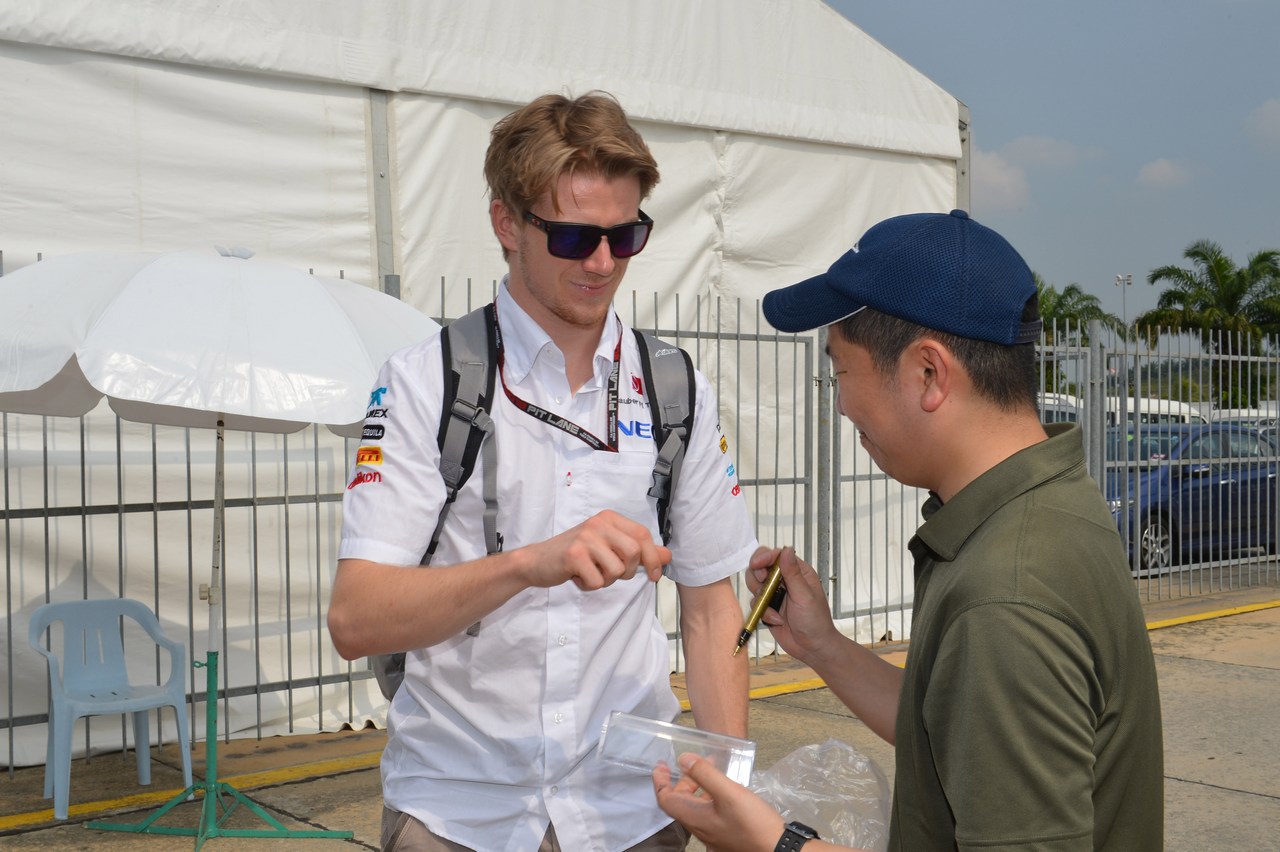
633 330 696 546
423 303 502 563
371 304 501 701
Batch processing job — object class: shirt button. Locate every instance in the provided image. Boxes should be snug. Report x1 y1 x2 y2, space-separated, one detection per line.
554 712 564 724
557 634 568 646
550 785 559 795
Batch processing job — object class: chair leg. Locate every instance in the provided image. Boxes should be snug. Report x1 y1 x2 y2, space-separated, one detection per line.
132 709 152 786
172 702 194 790
42 707 56 801
51 712 76 820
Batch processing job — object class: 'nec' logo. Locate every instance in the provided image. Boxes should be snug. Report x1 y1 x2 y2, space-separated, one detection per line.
618 420 653 439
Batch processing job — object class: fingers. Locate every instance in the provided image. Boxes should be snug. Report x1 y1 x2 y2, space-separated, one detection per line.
745 545 782 594
568 511 668 590
775 546 823 600
674 752 737 798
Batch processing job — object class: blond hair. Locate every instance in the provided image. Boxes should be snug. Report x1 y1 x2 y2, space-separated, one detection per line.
484 91 660 222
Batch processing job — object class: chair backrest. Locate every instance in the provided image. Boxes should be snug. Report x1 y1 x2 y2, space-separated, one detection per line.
28 598 167 694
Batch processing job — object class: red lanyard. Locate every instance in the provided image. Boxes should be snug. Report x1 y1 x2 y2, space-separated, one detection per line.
491 303 622 453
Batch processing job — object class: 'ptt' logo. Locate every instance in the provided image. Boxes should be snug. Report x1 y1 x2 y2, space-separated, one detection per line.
347 471 382 489
356 446 383 466
368 387 388 406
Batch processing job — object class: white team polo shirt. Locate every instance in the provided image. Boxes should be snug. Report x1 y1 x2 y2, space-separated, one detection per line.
338 281 758 851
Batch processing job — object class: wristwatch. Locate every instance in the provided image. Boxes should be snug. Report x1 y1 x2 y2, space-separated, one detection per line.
774 820 820 851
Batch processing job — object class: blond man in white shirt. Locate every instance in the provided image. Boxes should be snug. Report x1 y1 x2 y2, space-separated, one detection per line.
328 92 756 852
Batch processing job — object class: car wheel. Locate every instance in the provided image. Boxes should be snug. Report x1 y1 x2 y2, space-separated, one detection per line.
1137 515 1174 574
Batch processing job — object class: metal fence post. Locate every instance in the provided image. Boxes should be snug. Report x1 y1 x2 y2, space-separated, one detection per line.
815 325 832 590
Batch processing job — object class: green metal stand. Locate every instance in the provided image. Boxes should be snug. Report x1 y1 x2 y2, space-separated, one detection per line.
86 651 353 849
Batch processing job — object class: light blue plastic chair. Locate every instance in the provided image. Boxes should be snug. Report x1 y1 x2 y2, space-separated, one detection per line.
28 598 193 820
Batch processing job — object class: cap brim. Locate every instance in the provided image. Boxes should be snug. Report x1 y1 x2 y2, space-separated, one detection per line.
762 270 865 333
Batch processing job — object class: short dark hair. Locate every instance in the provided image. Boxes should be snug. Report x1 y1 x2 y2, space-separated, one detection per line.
832 297 1040 413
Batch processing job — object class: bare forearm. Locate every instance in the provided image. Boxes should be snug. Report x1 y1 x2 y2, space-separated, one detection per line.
329 511 671 659
327 553 530 659
803 636 902 745
680 579 748 737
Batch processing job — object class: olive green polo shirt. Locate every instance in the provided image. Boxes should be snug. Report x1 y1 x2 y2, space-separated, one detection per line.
890 424 1163 851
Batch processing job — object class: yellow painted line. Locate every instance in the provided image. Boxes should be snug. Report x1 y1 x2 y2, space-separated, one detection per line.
0 751 383 831
750 677 828 699
216 750 381 790
1146 599 1280 631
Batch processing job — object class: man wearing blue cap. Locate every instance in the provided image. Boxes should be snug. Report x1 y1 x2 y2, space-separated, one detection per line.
654 210 1164 851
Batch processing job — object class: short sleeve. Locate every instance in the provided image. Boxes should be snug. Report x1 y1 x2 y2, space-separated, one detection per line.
663 368 759 586
338 333 450 567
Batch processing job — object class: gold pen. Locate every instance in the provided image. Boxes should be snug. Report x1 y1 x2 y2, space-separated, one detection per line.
733 557 787 656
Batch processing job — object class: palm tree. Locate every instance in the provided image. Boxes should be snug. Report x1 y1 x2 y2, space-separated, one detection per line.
1035 274 1124 394
1036 274 1124 345
1133 239 1280 354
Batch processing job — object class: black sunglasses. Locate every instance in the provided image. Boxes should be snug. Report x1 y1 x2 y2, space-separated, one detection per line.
523 209 654 260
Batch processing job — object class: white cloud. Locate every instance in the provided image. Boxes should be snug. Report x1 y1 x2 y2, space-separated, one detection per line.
1137 158 1192 188
1244 98 1280 151
1000 135 1085 168
971 147 1030 213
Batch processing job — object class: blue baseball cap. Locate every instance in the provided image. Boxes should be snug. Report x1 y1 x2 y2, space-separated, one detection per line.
762 209 1042 344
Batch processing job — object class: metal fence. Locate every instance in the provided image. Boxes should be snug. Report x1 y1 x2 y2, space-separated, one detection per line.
5 296 1280 770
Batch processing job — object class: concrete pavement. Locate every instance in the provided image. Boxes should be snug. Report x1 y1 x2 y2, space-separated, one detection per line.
2 585 1277 851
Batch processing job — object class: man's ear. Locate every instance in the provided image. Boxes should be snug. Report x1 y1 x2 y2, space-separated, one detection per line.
915 340 952 413
491 199 520 255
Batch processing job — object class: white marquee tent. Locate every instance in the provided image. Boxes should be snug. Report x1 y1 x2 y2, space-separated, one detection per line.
0 0 966 764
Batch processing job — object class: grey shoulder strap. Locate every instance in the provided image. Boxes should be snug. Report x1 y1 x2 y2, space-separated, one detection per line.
425 303 502 564
633 331 696 545
370 304 500 701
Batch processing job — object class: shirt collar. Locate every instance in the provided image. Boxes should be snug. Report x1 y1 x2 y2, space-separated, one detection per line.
911 423 1082 563
495 276 623 388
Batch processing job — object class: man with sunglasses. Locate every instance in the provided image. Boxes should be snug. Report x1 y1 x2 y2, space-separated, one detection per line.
329 92 757 851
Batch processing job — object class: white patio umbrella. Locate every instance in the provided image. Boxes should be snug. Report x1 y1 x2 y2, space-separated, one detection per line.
0 248 439 843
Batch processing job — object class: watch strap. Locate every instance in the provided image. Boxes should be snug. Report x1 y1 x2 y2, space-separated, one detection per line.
774 820 820 851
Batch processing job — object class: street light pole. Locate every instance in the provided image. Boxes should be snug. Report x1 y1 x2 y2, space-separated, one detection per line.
1115 273 1133 341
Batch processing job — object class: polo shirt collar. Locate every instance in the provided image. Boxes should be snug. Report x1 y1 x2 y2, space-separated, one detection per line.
911 423 1082 563
494 277 622 388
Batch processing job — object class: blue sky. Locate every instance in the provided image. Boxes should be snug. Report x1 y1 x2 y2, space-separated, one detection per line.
827 0 1280 325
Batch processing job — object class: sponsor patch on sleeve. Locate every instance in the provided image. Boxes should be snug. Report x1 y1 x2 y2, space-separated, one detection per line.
355 446 383 466
347 470 382 490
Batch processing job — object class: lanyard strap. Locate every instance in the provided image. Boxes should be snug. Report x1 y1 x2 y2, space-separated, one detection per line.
492 302 622 453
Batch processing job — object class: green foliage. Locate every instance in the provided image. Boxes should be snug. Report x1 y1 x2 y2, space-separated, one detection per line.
1133 239 1280 355
1035 273 1125 344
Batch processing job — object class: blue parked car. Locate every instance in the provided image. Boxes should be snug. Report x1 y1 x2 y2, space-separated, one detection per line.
1105 423 1279 574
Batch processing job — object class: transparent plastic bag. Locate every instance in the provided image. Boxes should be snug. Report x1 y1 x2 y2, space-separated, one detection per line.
750 738 891 852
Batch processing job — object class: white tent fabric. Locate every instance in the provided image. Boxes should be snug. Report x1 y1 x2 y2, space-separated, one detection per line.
0 0 959 763
1 0 960 158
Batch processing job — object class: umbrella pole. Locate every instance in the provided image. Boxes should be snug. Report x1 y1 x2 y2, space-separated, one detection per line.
88 419 352 846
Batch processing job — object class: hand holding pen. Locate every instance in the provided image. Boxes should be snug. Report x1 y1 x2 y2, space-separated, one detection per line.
732 554 788 656
735 546 839 663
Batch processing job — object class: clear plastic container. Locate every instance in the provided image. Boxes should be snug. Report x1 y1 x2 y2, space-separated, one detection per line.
597 711 757 785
